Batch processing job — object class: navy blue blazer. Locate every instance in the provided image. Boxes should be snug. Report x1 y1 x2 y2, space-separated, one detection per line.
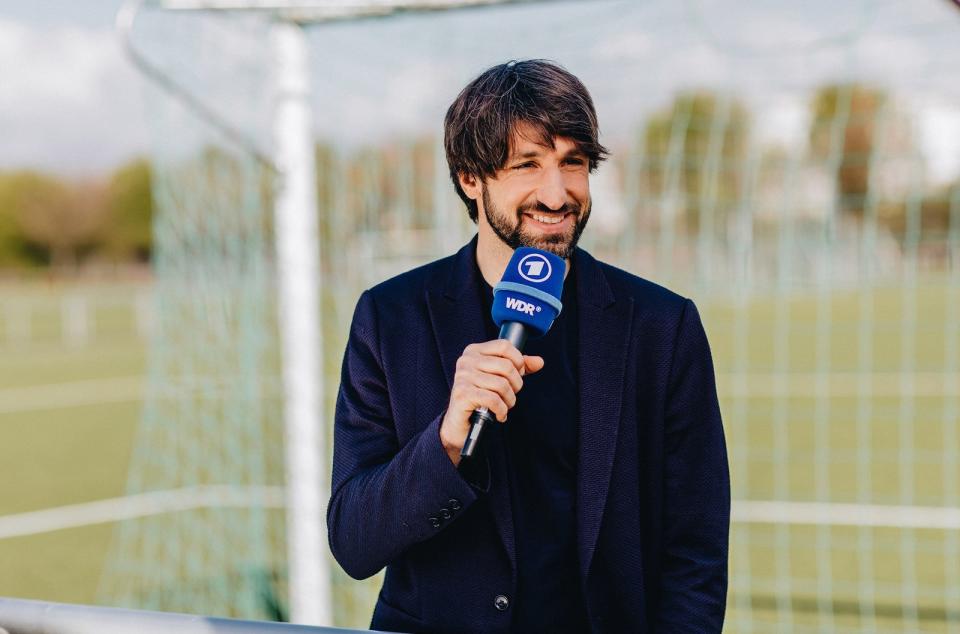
328 237 730 633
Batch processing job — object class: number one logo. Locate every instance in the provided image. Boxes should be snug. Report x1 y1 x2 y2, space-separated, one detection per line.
517 253 552 283
524 260 545 277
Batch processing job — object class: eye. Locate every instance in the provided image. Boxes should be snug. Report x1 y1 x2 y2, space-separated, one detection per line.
512 162 536 170
564 157 586 167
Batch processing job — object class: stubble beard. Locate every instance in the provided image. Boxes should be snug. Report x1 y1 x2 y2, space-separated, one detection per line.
481 185 590 259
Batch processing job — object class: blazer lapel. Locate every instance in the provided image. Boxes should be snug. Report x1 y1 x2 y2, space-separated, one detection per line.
575 248 634 581
425 238 486 392
425 236 517 576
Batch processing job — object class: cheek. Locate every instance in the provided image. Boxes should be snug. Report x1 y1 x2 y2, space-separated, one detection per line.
484 183 510 206
565 173 590 199
495 176 539 208
500 190 535 214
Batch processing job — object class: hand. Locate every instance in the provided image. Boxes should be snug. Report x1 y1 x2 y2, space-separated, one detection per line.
439 339 544 466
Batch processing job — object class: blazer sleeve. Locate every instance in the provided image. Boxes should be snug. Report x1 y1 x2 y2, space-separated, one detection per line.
326 290 480 580
655 299 730 631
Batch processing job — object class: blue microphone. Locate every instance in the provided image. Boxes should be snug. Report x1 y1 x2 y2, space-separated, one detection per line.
460 247 566 460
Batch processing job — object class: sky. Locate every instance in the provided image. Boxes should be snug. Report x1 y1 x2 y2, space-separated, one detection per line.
0 0 120 26
1 0 959 182
0 0 148 174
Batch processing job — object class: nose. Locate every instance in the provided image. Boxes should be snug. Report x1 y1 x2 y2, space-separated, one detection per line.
536 166 567 211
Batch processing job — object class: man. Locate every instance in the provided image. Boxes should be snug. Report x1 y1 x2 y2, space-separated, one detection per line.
327 59 729 633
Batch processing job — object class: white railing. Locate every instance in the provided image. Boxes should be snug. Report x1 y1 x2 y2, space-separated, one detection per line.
0 597 374 634
0 287 152 348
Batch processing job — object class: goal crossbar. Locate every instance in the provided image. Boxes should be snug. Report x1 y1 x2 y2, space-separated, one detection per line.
148 0 563 23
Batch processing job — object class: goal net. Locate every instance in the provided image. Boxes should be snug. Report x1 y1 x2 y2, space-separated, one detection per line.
102 0 960 630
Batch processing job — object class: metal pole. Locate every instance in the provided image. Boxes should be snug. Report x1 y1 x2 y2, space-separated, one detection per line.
0 597 361 634
271 20 331 626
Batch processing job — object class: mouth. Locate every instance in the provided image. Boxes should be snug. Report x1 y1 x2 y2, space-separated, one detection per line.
522 211 574 232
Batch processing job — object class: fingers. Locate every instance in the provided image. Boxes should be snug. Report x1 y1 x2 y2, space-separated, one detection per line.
473 387 509 422
464 339 524 371
471 356 523 393
467 370 518 409
450 380 510 422
522 355 545 376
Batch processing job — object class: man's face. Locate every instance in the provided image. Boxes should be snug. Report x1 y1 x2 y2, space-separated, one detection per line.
474 127 592 259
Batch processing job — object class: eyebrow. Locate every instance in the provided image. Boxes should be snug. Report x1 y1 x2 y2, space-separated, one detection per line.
507 147 588 163
508 150 543 162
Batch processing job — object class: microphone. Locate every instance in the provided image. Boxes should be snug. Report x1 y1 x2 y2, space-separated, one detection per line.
459 247 566 460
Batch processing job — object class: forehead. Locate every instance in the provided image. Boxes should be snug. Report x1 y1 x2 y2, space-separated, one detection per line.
507 122 583 158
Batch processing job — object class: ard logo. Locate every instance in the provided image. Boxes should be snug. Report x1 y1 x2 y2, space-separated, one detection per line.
517 253 552 283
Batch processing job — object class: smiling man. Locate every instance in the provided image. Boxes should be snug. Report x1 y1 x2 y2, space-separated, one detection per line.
328 60 730 633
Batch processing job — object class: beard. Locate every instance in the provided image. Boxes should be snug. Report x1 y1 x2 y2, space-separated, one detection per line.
481 186 591 259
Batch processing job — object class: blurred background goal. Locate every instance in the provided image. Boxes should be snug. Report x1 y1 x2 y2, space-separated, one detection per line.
3 0 957 632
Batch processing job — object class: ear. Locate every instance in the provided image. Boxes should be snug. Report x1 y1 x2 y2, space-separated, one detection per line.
458 172 482 201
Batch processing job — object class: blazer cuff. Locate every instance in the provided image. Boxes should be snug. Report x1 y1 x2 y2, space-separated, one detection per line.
425 409 490 493
417 414 481 526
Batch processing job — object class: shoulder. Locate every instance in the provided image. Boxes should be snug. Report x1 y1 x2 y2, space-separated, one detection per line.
584 254 713 374
344 252 456 342
578 250 706 352
363 251 456 307
348 249 461 332
580 249 690 318
603 261 685 307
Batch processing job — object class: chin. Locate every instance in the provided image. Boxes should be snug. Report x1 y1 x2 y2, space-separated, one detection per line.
514 216 584 259
523 236 576 259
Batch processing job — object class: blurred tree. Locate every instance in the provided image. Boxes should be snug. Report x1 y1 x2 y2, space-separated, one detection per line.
346 145 387 233
10 171 110 271
642 91 750 236
105 158 154 263
315 140 340 272
0 172 43 268
879 182 960 246
809 83 890 217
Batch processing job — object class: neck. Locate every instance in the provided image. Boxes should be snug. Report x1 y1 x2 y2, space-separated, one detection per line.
475 228 515 287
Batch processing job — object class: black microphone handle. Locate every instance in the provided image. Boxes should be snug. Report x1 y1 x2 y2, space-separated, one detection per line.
460 322 528 461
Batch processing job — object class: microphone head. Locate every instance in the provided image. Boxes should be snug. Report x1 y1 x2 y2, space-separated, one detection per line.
491 247 566 337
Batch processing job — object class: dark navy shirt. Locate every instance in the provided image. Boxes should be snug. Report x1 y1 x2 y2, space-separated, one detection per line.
476 255 588 633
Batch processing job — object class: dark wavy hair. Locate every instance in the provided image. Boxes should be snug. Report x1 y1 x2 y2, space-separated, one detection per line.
443 59 609 222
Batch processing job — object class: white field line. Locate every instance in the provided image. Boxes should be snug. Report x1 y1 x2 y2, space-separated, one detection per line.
733 500 960 530
1 492 957 540
0 377 143 414
717 372 960 398
0 485 285 540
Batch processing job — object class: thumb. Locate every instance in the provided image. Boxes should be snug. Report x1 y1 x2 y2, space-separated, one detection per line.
521 355 545 376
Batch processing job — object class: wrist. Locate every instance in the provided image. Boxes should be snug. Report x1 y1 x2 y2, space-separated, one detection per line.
439 417 463 467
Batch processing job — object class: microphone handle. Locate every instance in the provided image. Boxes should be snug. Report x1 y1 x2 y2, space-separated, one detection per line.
460 322 528 460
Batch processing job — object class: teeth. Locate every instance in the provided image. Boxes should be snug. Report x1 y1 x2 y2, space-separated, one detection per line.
532 213 563 224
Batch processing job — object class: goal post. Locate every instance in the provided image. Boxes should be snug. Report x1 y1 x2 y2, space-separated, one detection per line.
271 20 326 626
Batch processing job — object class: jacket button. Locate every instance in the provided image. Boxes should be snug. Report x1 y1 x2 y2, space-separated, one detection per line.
448 498 462 511
440 508 452 520
428 516 441 528
494 595 509 611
